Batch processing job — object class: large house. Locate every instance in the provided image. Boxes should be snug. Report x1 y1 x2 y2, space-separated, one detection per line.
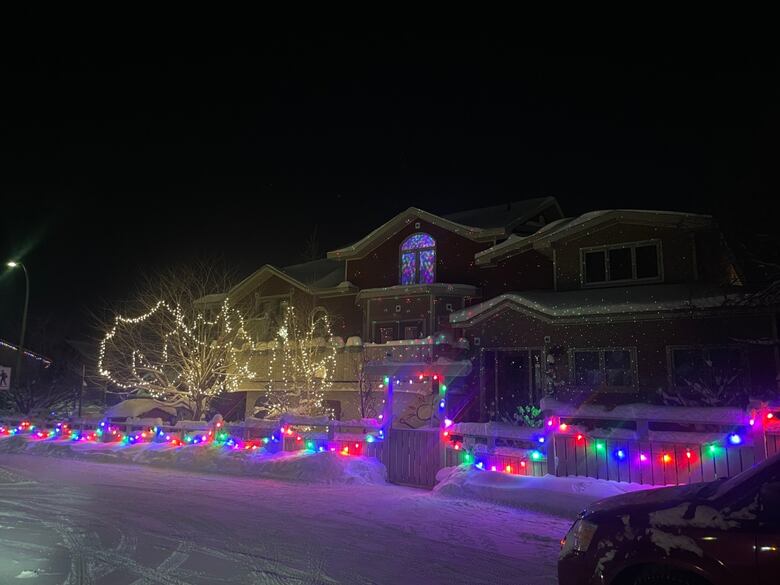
210 198 779 425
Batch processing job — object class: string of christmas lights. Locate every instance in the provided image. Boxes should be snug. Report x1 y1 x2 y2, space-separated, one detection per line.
98 297 256 409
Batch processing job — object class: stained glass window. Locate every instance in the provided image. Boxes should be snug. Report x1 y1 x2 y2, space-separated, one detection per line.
401 233 436 251
400 233 436 284
401 252 416 285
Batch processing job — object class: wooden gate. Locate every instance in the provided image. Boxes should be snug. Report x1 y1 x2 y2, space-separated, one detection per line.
386 428 443 488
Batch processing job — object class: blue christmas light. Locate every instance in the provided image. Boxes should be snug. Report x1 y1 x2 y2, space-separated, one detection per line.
728 433 742 445
615 449 626 460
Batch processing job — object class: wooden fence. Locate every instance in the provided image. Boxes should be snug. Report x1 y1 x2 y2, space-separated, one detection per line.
543 399 780 486
385 428 442 488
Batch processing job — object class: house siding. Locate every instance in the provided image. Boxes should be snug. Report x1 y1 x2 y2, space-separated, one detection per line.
553 224 708 291
464 308 776 401
345 218 490 289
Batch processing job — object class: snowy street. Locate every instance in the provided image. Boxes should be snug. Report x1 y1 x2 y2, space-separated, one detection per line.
0 454 570 584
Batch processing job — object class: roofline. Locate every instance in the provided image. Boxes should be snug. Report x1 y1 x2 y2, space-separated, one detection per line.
450 290 767 327
475 209 715 266
227 264 357 303
227 264 313 302
326 207 505 260
0 339 54 366
357 283 480 301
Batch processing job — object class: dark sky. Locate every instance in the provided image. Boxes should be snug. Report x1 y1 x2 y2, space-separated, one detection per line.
1 41 778 347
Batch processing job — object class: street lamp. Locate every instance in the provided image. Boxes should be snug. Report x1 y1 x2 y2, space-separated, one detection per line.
6 261 30 393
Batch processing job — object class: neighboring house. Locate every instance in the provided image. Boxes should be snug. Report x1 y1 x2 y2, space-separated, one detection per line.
209 200 779 424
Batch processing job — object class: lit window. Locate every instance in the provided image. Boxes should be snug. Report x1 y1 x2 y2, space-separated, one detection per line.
400 233 436 284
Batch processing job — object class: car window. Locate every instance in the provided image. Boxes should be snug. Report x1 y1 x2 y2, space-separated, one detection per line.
713 454 780 499
760 480 780 527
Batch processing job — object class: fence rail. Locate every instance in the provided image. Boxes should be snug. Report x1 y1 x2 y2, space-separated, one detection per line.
542 399 780 486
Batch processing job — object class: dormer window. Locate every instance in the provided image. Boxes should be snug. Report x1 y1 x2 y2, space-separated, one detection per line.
400 233 436 284
581 240 662 287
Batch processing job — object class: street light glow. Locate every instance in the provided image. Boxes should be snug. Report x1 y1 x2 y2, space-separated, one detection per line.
6 261 18 268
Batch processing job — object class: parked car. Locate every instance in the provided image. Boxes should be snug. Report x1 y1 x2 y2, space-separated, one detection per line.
558 453 780 584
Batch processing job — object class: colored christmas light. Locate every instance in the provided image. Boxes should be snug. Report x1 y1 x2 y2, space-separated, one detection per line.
559 423 568 431
728 433 742 445
639 453 648 462
615 449 626 460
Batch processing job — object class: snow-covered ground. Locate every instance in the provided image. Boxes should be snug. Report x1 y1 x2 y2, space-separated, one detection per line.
0 454 571 584
0 435 386 485
435 465 649 517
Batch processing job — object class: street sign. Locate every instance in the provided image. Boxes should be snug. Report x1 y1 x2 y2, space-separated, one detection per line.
0 366 10 390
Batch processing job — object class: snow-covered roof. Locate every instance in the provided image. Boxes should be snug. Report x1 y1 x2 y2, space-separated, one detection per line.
279 258 345 289
450 284 749 325
0 338 53 366
193 293 228 306
104 398 180 419
327 207 505 260
442 197 562 231
326 199 561 261
475 209 714 266
357 282 479 300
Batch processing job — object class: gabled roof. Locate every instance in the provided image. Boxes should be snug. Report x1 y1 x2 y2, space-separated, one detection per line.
222 259 355 304
475 209 714 266
450 283 750 326
326 198 562 261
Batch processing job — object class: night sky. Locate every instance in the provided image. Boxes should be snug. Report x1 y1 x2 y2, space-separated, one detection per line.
1 42 778 349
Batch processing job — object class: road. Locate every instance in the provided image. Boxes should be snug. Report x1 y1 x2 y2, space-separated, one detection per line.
0 454 570 584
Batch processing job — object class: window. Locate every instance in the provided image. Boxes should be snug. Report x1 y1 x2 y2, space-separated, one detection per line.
582 241 661 285
379 326 395 344
400 233 436 284
403 325 420 339
571 348 636 387
669 346 746 389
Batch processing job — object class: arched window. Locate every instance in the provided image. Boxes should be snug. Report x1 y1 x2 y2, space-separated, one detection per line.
400 233 436 284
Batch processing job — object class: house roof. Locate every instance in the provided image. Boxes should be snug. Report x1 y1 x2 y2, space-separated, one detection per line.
0 338 53 366
327 198 562 260
279 258 345 289
223 259 355 304
450 283 751 326
475 209 714 266
443 196 563 232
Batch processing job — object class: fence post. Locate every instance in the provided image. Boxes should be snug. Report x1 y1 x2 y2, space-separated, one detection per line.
636 419 649 441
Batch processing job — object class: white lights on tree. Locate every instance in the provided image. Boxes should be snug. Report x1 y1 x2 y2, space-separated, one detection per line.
98 297 255 420
265 304 337 416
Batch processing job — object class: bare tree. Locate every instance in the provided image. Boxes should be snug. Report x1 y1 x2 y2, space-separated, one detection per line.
96 263 254 420
265 299 337 416
353 348 378 419
300 225 320 262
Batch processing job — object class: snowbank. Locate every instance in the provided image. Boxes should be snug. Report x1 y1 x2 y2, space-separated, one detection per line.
433 465 650 517
0 435 386 485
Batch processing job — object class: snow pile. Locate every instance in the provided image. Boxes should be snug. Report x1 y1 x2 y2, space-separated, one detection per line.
0 435 386 485
433 465 649 517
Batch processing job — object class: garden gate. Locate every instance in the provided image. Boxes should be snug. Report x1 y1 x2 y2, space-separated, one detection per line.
386 427 443 488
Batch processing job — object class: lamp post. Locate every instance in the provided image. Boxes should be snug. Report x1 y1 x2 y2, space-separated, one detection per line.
6 261 30 392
